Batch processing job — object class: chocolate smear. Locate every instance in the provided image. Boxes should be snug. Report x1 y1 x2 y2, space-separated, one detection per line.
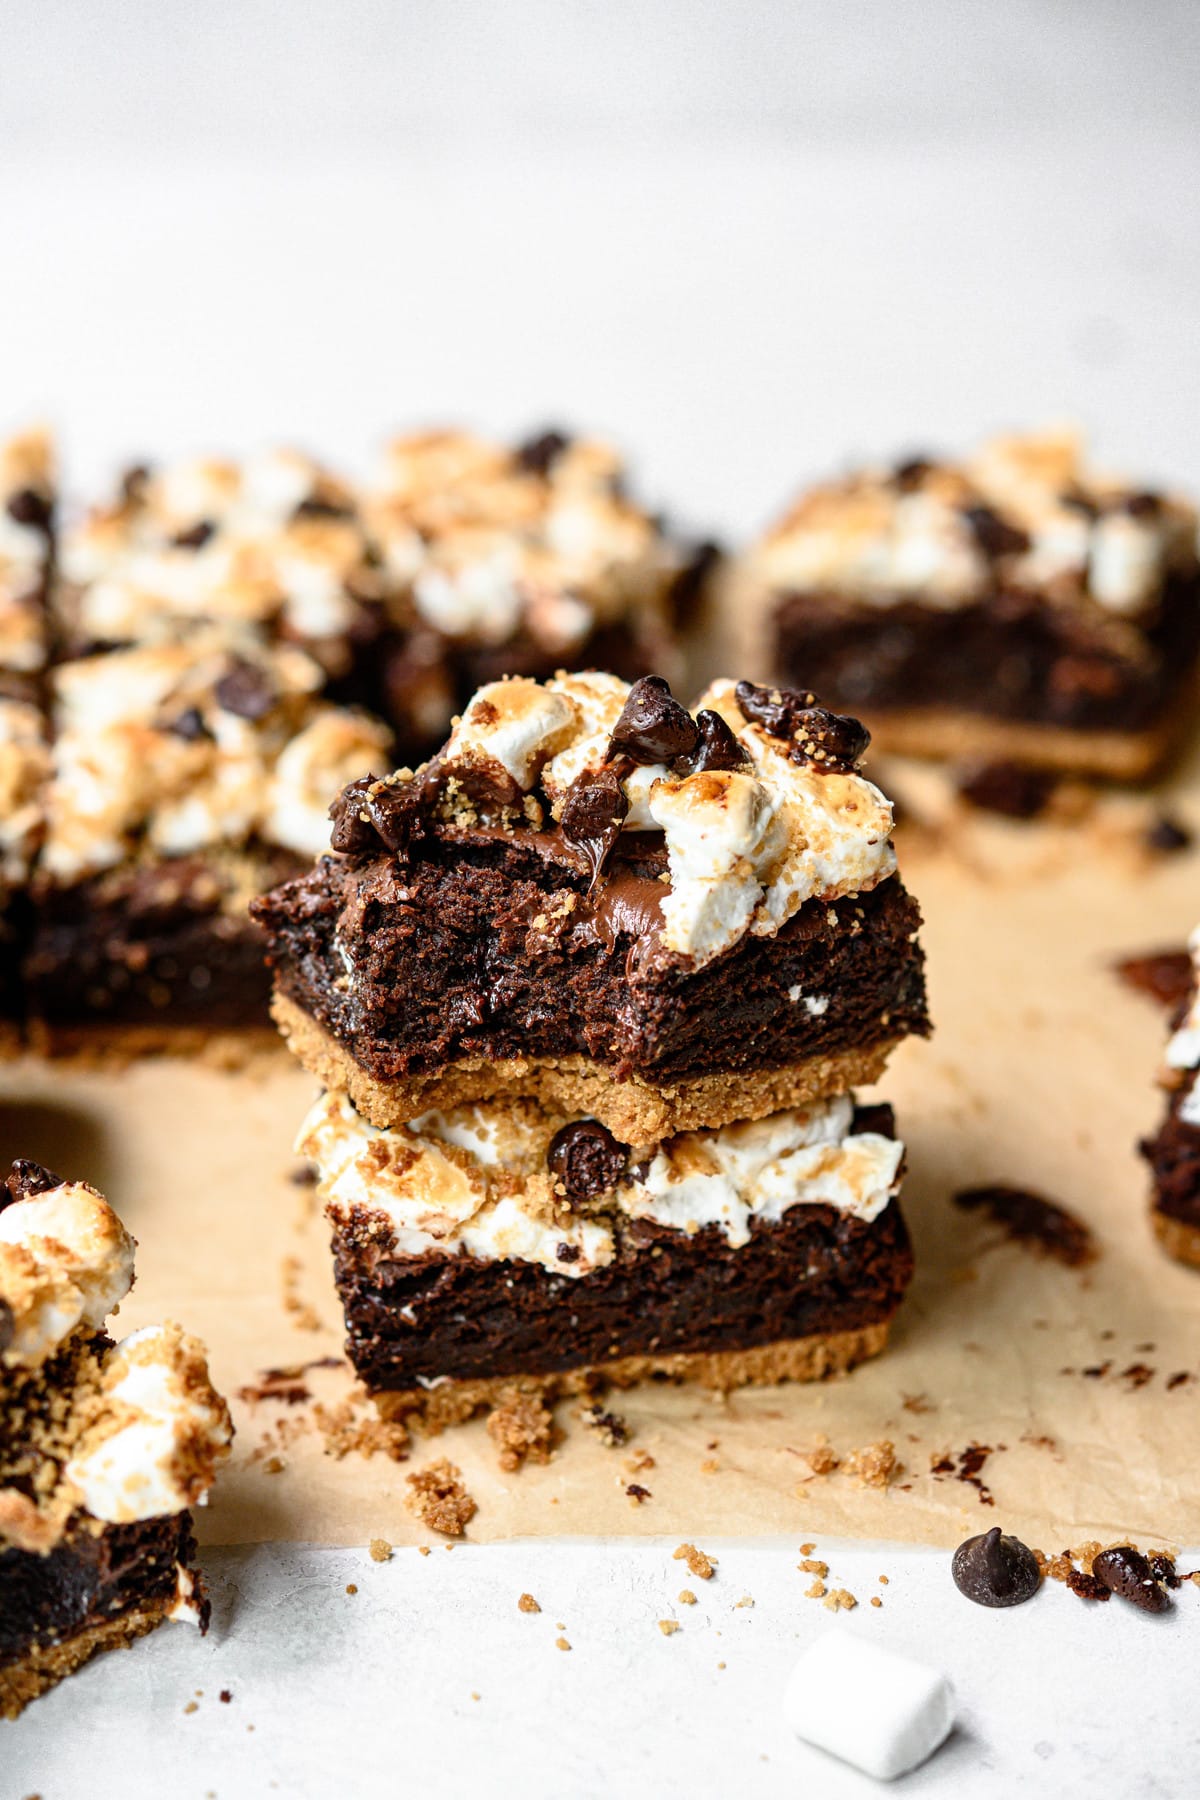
6 487 52 532
953 1185 1096 1268
952 1527 1041 1608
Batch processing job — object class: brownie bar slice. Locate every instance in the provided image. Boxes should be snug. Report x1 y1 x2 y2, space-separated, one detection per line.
746 429 1200 779
0 1160 232 1718
1141 927 1200 1268
254 671 928 1139
298 1089 912 1420
24 632 390 1050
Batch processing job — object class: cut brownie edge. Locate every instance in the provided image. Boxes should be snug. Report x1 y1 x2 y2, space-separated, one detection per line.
273 988 901 1137
0 1592 183 1722
370 1324 894 1432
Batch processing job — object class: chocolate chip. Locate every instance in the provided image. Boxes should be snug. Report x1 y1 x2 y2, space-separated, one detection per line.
1092 1546 1171 1613
688 709 752 774
4 1159 65 1207
734 679 816 736
514 429 571 476
560 767 629 879
0 1298 13 1352
172 519 215 550
1124 491 1163 519
962 505 1031 559
607 676 698 766
733 681 869 773
957 761 1058 820
1145 814 1191 854
214 658 277 721
891 456 934 492
851 1102 895 1139
5 487 52 532
547 1120 628 1205
329 777 385 853
952 1527 1041 1608
555 1242 581 1264
165 706 213 743
292 495 354 522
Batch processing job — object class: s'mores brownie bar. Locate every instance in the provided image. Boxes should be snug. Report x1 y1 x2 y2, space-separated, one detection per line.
364 429 708 751
254 672 928 1141
0 427 55 702
1141 927 1200 1268
298 1089 912 1421
743 429 1200 779
24 633 390 1051
0 1159 231 1718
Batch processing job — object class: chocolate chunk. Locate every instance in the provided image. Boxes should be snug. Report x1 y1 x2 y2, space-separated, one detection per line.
1124 491 1163 519
851 1102 896 1139
1145 813 1192 854
165 706 213 743
4 1159 66 1207
891 456 934 492
1113 947 1192 1010
547 1120 628 1205
514 429 571 476
1092 1546 1171 1612
0 1297 13 1352
5 487 52 532
734 679 818 736
688 709 752 774
952 1185 1096 1268
214 658 277 721
957 761 1058 820
560 767 630 877
292 495 354 521
329 777 385 853
962 504 1031 559
1148 1552 1181 1590
172 519 215 550
733 680 869 772
607 676 698 766
555 1243 581 1264
952 1526 1041 1608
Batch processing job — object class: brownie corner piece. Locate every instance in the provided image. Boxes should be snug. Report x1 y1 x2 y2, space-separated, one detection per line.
254 669 929 1132
745 428 1200 779
1142 929 1200 1269
0 1160 232 1717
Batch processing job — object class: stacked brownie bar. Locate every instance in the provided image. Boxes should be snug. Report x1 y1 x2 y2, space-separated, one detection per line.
0 1158 232 1717
742 429 1200 779
256 671 929 1421
1141 927 1200 1268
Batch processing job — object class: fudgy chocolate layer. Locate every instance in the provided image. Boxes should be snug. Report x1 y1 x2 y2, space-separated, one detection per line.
0 1511 199 1667
1141 1090 1200 1229
24 848 303 1030
773 565 1200 734
254 837 927 1086
334 1185 913 1391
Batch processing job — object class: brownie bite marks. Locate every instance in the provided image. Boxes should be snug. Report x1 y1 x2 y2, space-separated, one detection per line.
745 428 1200 780
254 670 927 1139
0 1163 232 1718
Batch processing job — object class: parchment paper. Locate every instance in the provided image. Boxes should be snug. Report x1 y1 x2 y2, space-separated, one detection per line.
2 756 1198 1554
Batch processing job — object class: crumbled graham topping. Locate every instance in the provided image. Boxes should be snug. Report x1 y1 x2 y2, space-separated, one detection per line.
486 1394 555 1472
673 1542 717 1580
518 1593 541 1614
369 1538 393 1562
404 1458 477 1537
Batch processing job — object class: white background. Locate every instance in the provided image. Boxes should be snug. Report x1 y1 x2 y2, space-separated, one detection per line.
3 4 1199 1794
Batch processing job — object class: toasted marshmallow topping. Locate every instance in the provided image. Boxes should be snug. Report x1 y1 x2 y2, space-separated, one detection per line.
0 1178 135 1366
297 1089 902 1277
0 427 54 674
749 428 1198 619
415 672 895 969
40 632 390 882
59 447 376 648
366 429 684 648
0 698 49 883
66 1322 233 1524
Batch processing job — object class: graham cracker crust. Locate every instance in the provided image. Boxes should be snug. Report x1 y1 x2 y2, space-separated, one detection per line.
855 699 1189 782
1153 1210 1200 1270
25 1020 286 1072
371 1324 893 1432
271 991 899 1137
0 1597 174 1720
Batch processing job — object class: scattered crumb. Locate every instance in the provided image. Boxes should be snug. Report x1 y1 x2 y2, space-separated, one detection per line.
369 1538 393 1563
518 1593 541 1614
626 1483 652 1505
678 1589 697 1605
219 1690 233 1703
931 1442 996 1506
405 1458 478 1537
674 1542 717 1580
823 1589 858 1613
658 1620 680 1636
418 1545 431 1557
800 1558 829 1578
806 1441 840 1476
870 1596 883 1608
843 1440 899 1489
184 1701 199 1715
734 1595 754 1609
486 1394 556 1472
878 1575 889 1585
699 1457 720 1475
262 1455 286 1476
280 1254 322 1332
624 1449 656 1475
901 1392 934 1415
471 1692 480 1702
805 1580 827 1600
314 1392 410 1464
580 1405 629 1447
345 1583 358 1595
799 1541 815 1556
717 1661 726 1670
555 1637 571 1652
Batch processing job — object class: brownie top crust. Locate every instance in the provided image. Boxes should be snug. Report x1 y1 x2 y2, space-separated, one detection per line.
298 1088 903 1279
748 427 1198 622
326 670 897 972
0 426 55 677
58 445 381 654
0 697 49 884
0 1160 232 1553
364 428 688 659
38 630 391 887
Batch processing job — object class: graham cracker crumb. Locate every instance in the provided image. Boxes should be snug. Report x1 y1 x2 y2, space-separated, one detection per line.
658 1620 680 1636
418 1545 431 1557
345 1583 358 1595
700 1457 720 1475
678 1589 697 1605
315 1394 410 1464
799 1542 816 1555
823 1588 858 1613
843 1440 899 1488
518 1593 541 1614
369 1538 393 1563
624 1449 656 1474
580 1405 629 1447
280 1254 322 1332
486 1394 555 1472
871 1596 883 1608
717 1661 726 1670
262 1454 285 1475
800 1558 829 1578
674 1542 717 1580
405 1458 478 1537
183 1701 199 1715
734 1595 754 1609
805 1580 827 1600
879 1574 889 1585
555 1637 571 1652
807 1441 840 1476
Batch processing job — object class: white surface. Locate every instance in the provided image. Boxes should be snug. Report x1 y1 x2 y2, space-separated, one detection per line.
2 4 1199 1794
5 1538 1197 1799
782 1628 956 1781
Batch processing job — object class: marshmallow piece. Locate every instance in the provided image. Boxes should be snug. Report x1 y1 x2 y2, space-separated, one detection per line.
782 1631 955 1781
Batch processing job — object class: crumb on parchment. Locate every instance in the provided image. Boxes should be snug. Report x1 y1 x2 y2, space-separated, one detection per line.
405 1458 478 1537
486 1394 555 1472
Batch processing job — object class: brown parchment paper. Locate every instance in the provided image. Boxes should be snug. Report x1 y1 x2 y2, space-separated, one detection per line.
2 760 1199 1553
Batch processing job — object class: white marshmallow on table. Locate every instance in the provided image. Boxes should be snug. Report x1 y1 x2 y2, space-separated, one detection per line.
782 1630 956 1781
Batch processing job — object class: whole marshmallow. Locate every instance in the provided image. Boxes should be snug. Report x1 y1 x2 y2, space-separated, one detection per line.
782 1630 955 1781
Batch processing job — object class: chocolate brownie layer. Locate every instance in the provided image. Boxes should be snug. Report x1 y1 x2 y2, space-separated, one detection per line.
333 1189 913 1393
1141 1096 1200 1237
257 839 926 1105
774 565 1200 743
